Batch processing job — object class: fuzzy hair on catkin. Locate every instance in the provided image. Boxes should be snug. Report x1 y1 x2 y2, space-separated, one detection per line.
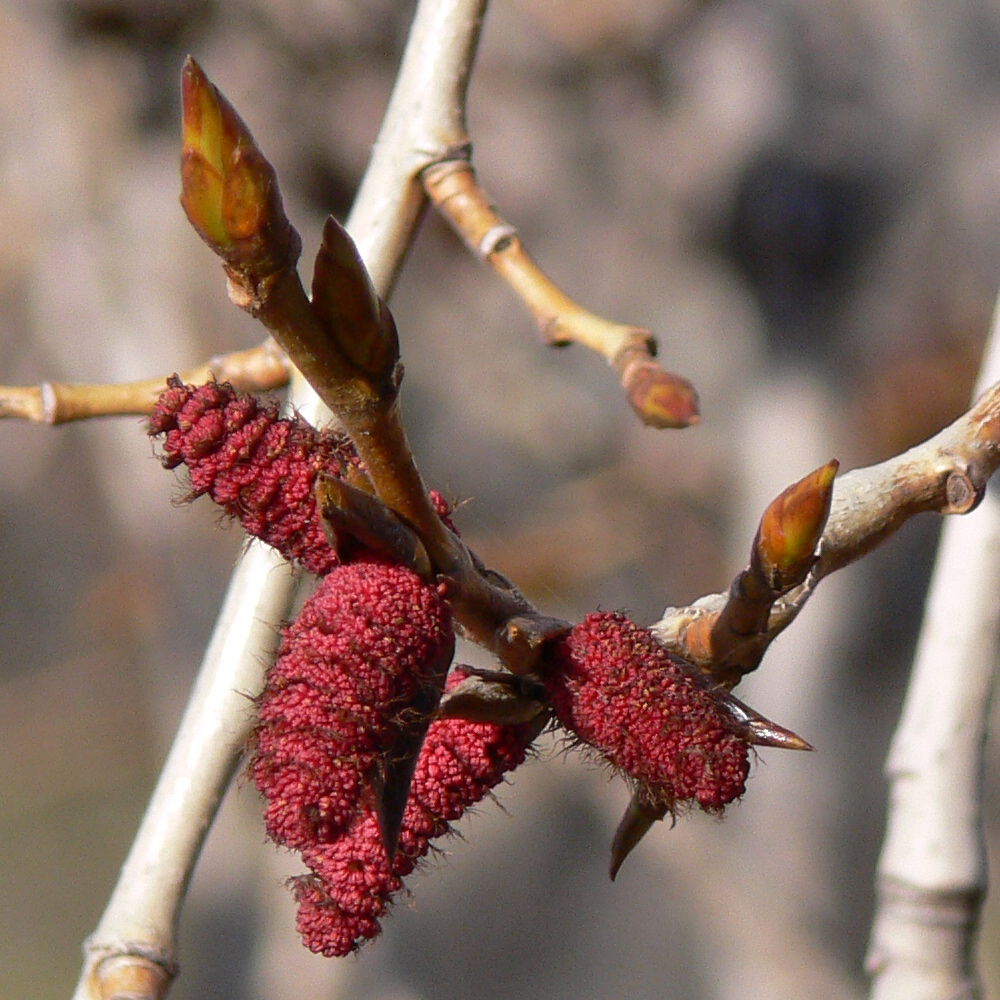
547 612 750 813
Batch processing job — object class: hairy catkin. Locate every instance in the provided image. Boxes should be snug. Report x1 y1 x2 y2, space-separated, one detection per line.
250 556 455 851
291 670 535 957
149 377 357 575
547 612 750 813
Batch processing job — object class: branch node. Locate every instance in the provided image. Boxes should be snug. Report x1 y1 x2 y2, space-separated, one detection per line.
91 952 175 1000
944 467 984 514
478 223 518 257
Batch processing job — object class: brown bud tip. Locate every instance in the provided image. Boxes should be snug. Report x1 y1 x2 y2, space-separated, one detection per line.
620 356 700 429
311 216 399 379
757 459 839 590
315 474 432 578
436 669 548 725
180 56 300 274
713 688 815 751
609 791 668 881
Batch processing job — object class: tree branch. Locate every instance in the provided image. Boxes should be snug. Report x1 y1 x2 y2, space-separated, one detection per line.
422 158 700 429
0 341 289 424
654 377 1000 685
864 304 1000 1000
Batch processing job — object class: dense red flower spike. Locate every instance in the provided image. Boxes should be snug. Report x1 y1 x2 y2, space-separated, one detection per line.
290 669 536 957
547 612 750 813
250 556 455 851
149 377 357 575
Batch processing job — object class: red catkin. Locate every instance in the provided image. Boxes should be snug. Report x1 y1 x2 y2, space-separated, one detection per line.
546 612 750 813
149 377 357 575
250 555 455 851
290 669 536 957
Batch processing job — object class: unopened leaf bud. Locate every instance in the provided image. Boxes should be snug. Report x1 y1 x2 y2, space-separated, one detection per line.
311 216 400 380
756 459 839 590
619 354 700 429
180 57 300 276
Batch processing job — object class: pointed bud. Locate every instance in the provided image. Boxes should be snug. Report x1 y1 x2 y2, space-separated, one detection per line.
756 459 839 590
180 57 300 275
375 680 440 861
436 668 548 725
712 687 814 751
312 216 399 380
619 355 700 429
609 791 668 881
315 473 431 577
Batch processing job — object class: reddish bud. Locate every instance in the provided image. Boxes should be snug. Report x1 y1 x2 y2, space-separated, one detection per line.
620 356 701 429
312 216 399 380
250 556 455 851
756 459 839 590
149 377 358 575
547 613 750 813
289 669 536 956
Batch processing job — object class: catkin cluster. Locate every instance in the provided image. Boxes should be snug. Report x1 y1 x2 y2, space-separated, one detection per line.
150 379 751 955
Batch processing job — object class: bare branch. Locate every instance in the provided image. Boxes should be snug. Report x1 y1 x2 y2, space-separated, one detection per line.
655 379 1000 682
865 309 1000 1000
0 341 289 424
422 158 700 429
181 63 566 671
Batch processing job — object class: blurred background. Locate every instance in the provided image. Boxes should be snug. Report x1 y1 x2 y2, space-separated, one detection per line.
2 0 1000 997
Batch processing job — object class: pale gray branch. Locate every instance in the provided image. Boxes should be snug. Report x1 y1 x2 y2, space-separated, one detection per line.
865 304 1000 1000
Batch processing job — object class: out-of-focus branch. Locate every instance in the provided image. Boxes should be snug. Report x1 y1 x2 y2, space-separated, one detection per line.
655 378 1000 684
72 2 492 998
0 341 289 424
422 159 700 429
865 311 1000 1000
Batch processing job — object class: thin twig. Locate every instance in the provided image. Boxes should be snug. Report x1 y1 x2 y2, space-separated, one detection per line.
0 341 289 424
865 307 1000 1000
422 158 700 428
654 378 1000 682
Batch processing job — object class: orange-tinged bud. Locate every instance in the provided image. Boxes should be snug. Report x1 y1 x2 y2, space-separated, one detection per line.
757 459 839 589
619 355 700 429
180 57 300 275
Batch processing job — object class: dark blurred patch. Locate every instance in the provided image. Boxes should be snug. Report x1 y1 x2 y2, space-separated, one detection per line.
62 0 214 130
724 152 893 363
852 333 981 462
293 145 362 222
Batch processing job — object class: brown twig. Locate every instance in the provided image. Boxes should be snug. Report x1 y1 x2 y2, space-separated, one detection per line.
655 381 1000 684
422 158 700 429
0 341 289 424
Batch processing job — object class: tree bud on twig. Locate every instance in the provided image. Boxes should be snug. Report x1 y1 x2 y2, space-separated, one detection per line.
618 351 701 429
312 217 400 382
756 459 839 591
180 57 301 277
